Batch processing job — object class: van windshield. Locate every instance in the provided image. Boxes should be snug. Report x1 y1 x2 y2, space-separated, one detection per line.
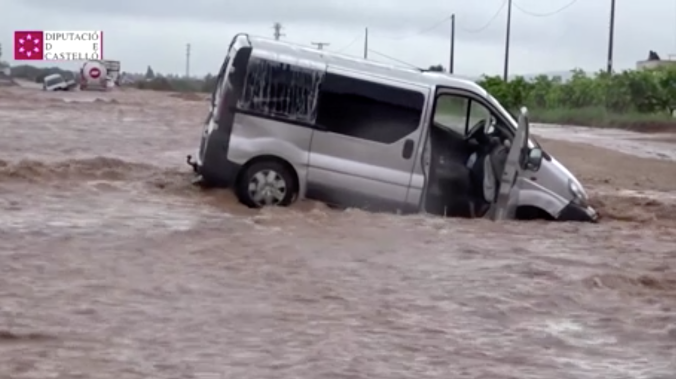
487 94 540 149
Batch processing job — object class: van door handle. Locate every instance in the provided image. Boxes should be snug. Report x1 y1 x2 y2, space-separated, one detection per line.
402 139 414 159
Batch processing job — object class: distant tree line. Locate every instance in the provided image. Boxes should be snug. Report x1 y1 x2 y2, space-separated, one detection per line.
135 65 217 92
11 64 77 83
8 63 444 94
9 64 218 93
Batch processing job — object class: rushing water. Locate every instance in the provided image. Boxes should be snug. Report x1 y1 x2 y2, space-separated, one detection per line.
0 87 675 379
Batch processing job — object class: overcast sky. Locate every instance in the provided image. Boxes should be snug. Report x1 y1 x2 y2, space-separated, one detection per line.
1 0 675 77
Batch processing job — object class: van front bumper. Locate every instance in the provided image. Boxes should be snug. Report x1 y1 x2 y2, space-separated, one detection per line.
558 201 598 222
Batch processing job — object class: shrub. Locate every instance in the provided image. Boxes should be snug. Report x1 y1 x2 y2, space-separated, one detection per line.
476 67 676 117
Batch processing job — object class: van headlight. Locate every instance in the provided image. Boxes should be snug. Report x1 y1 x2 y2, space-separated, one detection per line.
568 179 588 206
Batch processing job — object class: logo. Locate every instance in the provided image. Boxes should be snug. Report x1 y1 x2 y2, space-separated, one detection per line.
14 31 44 60
89 67 101 78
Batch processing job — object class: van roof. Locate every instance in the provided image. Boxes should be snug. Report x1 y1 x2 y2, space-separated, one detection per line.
44 73 64 80
240 34 487 96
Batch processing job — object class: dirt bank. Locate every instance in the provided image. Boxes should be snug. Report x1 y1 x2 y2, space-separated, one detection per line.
537 137 676 223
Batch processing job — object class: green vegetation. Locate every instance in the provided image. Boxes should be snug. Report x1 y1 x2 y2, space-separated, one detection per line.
475 68 676 131
9 63 676 131
11 64 76 82
8 64 218 93
135 74 217 93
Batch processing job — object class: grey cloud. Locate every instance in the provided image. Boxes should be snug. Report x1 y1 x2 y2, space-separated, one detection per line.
4 0 676 75
12 0 655 55
18 0 487 28
14 0 551 44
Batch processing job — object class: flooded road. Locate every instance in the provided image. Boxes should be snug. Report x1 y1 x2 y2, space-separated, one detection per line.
532 124 676 162
1 87 675 378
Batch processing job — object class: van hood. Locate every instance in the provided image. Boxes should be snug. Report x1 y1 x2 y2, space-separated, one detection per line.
549 154 586 193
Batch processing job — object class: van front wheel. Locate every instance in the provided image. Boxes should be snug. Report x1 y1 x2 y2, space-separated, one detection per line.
236 161 297 208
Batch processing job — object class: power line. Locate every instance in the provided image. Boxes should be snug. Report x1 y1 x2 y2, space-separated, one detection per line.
372 16 450 40
334 35 361 53
504 0 512 81
513 0 578 17
460 0 508 33
185 43 191 77
367 49 420 68
449 14 455 73
607 0 616 73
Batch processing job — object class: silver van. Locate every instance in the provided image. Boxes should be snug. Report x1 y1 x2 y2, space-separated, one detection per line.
187 34 598 222
43 73 69 91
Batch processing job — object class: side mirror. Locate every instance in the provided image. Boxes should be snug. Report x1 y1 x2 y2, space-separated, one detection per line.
525 147 543 171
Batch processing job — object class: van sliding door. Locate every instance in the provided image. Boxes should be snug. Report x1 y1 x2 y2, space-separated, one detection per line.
306 68 428 212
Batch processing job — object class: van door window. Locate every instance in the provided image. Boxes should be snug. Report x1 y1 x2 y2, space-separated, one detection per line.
238 58 324 123
433 94 491 136
316 74 424 144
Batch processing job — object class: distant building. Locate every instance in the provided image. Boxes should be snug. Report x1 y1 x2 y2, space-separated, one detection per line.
636 50 676 69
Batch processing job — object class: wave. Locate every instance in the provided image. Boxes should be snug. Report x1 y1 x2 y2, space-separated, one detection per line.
584 272 676 295
2 157 676 225
0 156 166 182
590 193 676 223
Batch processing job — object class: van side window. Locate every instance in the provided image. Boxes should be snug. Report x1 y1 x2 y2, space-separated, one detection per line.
239 57 323 123
316 74 424 144
433 94 491 136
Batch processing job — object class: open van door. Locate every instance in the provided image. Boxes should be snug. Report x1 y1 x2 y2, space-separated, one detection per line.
488 107 531 221
187 34 252 186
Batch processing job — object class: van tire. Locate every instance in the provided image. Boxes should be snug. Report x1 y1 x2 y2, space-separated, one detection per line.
236 160 298 208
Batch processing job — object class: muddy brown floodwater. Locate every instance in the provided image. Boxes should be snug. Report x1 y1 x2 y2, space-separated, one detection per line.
1 86 675 379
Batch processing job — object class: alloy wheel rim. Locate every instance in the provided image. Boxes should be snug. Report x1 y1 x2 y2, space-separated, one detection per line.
248 169 287 206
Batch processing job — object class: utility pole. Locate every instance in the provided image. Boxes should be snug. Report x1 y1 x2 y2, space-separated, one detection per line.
607 0 616 74
364 28 369 59
185 43 191 77
449 14 455 74
503 0 513 81
311 42 330 50
273 22 284 40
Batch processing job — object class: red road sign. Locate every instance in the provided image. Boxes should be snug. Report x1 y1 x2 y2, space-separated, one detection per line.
89 67 101 79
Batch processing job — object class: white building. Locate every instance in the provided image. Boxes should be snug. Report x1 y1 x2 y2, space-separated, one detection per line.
636 51 676 69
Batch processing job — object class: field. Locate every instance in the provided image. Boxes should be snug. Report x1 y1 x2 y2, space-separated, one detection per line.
0 84 675 378
478 68 676 131
11 64 676 131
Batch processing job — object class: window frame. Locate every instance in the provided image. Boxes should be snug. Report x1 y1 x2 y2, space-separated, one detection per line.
432 93 496 137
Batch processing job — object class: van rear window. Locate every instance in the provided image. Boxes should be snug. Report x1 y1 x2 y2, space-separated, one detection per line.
238 57 324 123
